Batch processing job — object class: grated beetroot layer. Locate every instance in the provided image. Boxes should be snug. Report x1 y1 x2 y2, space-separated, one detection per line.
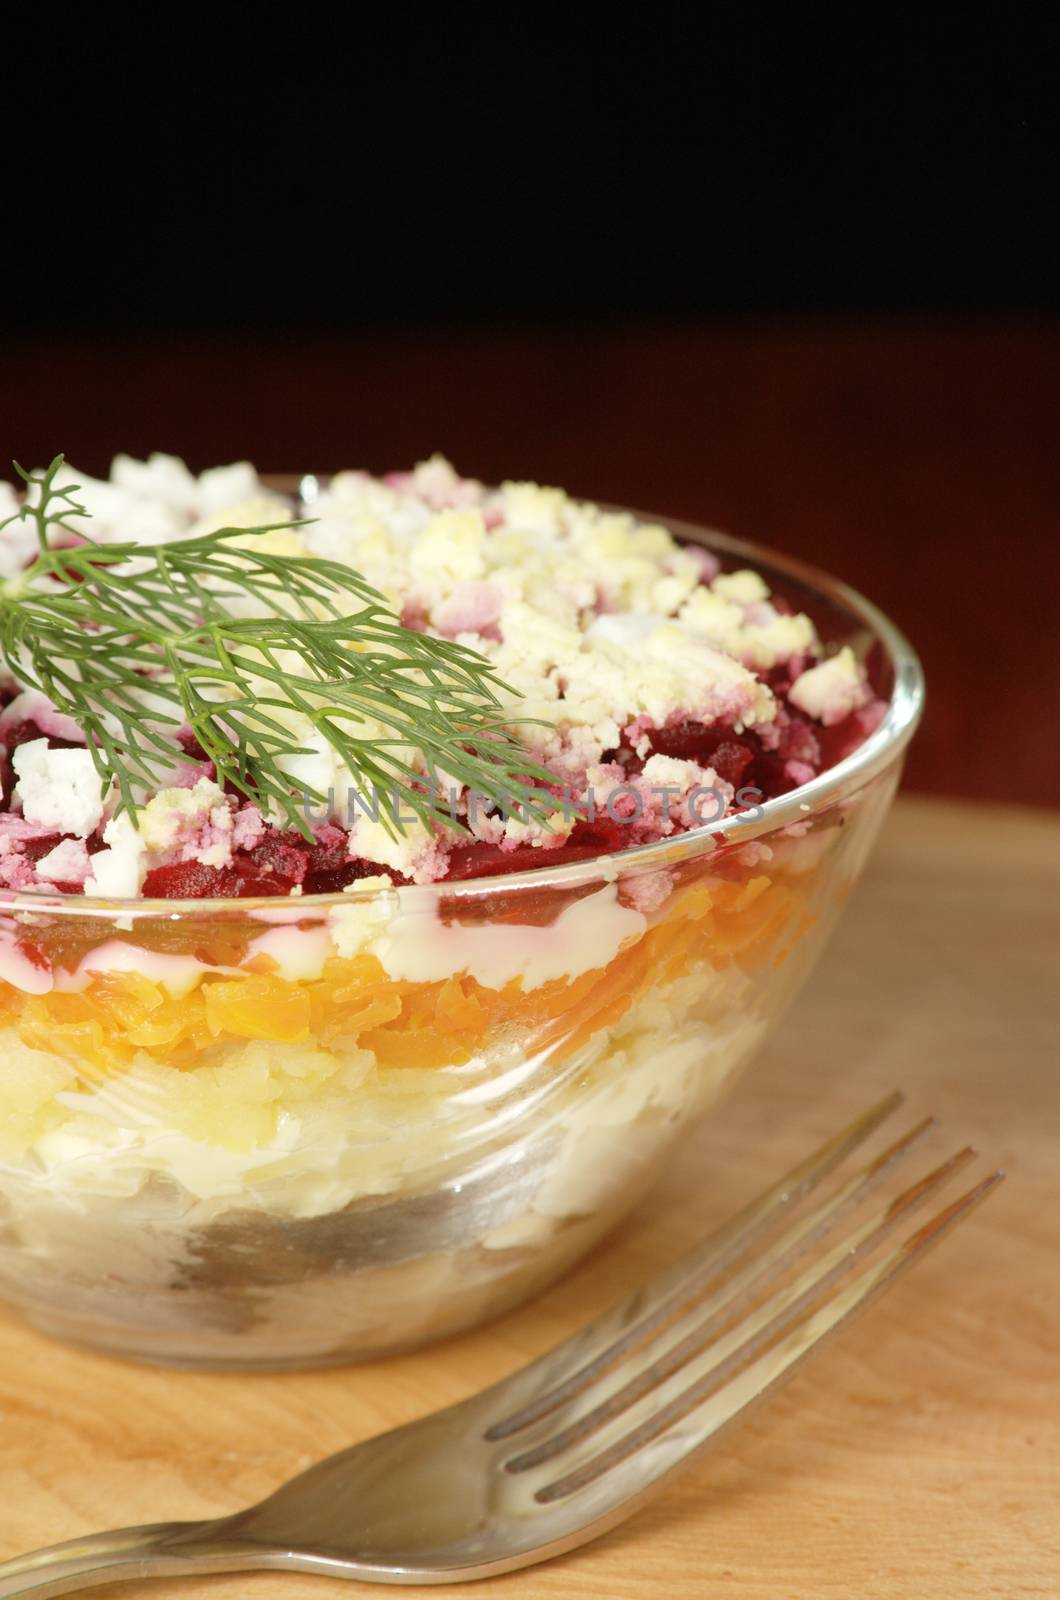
0 702 883 898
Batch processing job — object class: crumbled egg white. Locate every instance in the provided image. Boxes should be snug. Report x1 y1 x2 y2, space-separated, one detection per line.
22 454 283 549
679 586 816 670
711 569 770 604
194 463 263 519
191 497 298 544
408 509 488 591
349 808 438 881
639 753 715 791
12 739 104 837
138 779 233 865
789 646 870 726
302 479 810 788
84 813 145 898
34 836 92 885
0 482 38 580
82 779 264 897
1 452 853 893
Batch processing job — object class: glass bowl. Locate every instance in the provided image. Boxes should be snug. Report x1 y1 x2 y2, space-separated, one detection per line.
0 513 923 1368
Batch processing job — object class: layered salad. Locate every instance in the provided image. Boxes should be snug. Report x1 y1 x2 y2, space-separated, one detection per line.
0 455 892 1364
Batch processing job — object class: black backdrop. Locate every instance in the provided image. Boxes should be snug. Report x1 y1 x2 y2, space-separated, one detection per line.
6 11 1057 335
4 12 1058 807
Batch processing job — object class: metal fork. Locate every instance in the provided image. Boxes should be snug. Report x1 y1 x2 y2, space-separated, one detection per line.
0 1093 1002 1595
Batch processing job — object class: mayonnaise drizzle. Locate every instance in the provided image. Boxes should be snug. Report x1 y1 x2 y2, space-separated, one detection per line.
363 883 646 991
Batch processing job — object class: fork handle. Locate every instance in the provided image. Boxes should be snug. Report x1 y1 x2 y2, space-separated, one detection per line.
0 1521 268 1598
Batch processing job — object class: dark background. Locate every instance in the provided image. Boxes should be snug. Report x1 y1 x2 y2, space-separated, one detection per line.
3 13 1057 803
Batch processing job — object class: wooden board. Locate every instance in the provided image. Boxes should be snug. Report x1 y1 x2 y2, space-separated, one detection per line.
1 795 1057 1597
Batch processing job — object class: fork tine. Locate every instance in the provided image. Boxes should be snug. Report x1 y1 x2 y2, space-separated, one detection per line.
533 1168 1003 1503
486 1090 905 1442
503 1115 940 1474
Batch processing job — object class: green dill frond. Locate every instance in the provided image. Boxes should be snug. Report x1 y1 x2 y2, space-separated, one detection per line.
0 455 554 841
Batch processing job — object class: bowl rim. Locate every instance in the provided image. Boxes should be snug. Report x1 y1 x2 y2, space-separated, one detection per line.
1 503 924 917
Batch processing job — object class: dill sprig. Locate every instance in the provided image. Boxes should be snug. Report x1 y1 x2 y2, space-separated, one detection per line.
0 456 554 840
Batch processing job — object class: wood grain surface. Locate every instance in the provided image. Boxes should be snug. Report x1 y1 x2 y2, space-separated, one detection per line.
1 795 1057 1598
